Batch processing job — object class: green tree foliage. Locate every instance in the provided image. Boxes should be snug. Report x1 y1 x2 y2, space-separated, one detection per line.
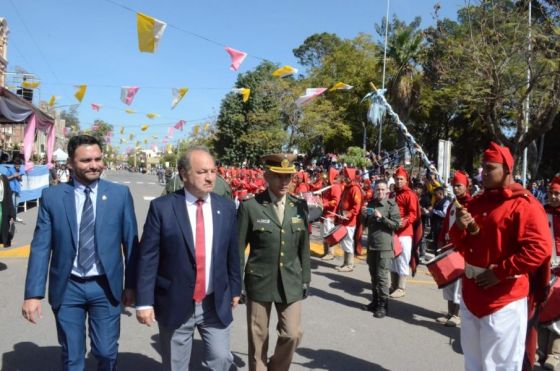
292 32 343 69
60 106 80 134
83 119 113 148
338 146 372 168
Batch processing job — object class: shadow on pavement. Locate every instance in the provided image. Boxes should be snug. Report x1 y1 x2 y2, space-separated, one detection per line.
0 261 7 271
1 342 160 371
311 261 463 355
295 347 390 370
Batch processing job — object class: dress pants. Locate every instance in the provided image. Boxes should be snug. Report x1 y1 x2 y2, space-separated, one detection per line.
53 275 121 371
247 300 303 371
158 294 232 371
460 297 527 371
367 250 393 302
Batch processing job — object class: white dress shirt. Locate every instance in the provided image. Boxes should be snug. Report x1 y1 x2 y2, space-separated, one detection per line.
71 179 105 277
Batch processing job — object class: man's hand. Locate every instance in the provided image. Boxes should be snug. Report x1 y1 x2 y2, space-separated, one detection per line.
373 209 382 219
238 291 246 305
360 207 368 217
455 207 474 231
475 264 500 289
231 296 240 309
22 299 42 324
302 283 310 299
122 289 135 307
136 308 156 327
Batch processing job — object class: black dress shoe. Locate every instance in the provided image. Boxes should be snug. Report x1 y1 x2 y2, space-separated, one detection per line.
361 302 376 312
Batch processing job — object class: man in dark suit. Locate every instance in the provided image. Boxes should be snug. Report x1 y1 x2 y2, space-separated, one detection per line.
136 146 241 371
21 135 138 371
238 153 311 371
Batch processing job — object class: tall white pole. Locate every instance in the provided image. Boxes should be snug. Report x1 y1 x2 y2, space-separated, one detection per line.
522 1 531 187
379 0 390 156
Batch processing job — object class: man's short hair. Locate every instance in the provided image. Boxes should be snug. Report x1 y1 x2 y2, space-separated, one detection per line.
67 135 102 159
374 180 388 188
177 146 213 174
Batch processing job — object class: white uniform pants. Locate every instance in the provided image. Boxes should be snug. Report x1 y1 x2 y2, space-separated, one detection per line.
460 297 527 371
442 279 461 304
321 218 335 238
339 226 356 254
390 236 412 276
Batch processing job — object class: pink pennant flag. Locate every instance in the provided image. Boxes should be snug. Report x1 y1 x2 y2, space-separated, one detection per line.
91 103 102 112
174 120 186 131
151 144 158 152
225 46 247 71
91 124 100 131
168 127 175 138
295 88 328 107
121 86 140 106
63 127 69 136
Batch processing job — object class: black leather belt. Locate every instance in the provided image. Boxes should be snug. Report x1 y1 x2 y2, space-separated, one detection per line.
70 275 105 282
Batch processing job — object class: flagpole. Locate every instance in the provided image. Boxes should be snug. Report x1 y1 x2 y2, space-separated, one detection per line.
522 1 531 187
379 0 390 157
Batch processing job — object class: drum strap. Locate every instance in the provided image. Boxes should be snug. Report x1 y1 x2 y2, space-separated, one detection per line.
549 213 558 267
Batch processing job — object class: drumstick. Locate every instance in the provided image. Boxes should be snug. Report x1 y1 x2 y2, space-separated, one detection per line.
327 211 348 220
453 199 480 235
312 185 333 195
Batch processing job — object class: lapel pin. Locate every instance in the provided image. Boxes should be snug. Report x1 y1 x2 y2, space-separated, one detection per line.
217 210 221 215
102 195 108 201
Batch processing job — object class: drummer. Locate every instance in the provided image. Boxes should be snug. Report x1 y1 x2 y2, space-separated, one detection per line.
450 142 551 370
538 176 560 369
434 170 472 327
334 167 362 272
321 168 343 261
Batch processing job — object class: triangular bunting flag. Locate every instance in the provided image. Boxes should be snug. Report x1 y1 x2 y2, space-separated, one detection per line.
272 65 298 78
137 12 167 53
74 85 87 102
171 87 188 109
225 47 248 71
121 86 140 105
295 88 327 107
232 88 251 103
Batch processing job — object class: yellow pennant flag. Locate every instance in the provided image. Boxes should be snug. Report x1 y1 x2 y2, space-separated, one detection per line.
204 123 210 132
120 126 125 135
272 65 298 78
129 133 135 140
141 124 149 132
22 81 40 89
137 12 167 53
144 139 148 144
171 87 189 109
74 85 87 102
48 95 57 108
125 109 136 114
193 125 200 136
166 144 173 154
329 82 354 92
146 113 159 119
232 88 250 103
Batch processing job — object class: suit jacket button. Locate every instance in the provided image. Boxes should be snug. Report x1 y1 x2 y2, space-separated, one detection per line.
282 241 285 245
261 228 265 231
280 262 283 267
281 252 284 256
281 229 285 234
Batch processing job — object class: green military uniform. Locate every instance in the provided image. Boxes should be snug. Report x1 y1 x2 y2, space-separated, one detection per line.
237 153 310 371
361 197 401 317
238 191 311 303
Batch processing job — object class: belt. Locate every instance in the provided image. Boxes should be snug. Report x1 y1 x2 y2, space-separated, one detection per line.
70 275 105 283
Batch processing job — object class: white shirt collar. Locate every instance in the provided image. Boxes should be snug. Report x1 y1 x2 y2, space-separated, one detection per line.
184 188 210 205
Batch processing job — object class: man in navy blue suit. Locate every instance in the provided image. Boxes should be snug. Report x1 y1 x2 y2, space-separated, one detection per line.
136 146 241 371
21 135 139 371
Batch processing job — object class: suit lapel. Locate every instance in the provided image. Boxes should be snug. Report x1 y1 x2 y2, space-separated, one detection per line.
210 194 222 260
94 180 107 244
172 190 195 256
282 197 297 228
257 192 282 227
63 182 78 249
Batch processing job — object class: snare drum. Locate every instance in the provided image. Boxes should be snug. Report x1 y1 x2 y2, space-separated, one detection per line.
426 248 465 288
540 275 560 324
324 225 348 247
300 192 323 223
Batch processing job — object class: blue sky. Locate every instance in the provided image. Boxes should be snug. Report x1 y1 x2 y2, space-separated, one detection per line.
3 0 463 151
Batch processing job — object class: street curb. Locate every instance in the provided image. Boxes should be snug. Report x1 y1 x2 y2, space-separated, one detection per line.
0 245 30 258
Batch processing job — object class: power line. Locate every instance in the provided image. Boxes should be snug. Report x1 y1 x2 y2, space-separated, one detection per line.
7 0 60 82
101 0 269 62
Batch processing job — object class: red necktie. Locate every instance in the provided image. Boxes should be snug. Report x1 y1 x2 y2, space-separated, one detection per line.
193 199 206 303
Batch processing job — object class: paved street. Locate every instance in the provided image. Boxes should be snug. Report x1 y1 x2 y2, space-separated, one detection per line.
0 171 465 370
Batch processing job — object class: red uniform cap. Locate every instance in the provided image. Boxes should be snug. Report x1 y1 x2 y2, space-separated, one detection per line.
328 167 339 184
394 166 408 180
550 176 560 192
343 167 357 181
483 142 514 172
452 170 469 187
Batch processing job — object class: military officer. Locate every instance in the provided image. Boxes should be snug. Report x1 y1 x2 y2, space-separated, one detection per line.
238 153 311 371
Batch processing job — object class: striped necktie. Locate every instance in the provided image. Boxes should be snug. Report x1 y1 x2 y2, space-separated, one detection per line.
78 186 96 272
